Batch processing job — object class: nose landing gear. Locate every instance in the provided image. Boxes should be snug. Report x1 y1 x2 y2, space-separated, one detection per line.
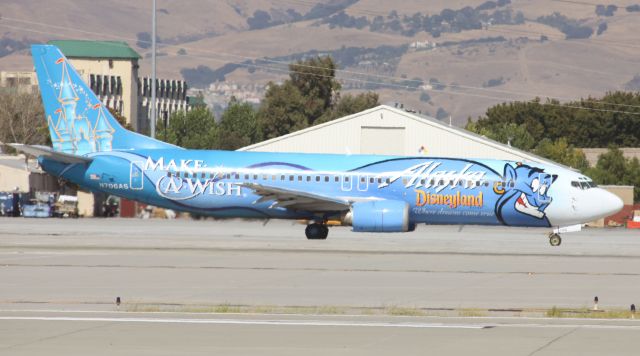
548 233 562 246
305 223 329 240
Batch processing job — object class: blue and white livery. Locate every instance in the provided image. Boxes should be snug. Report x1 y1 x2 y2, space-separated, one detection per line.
12 45 623 246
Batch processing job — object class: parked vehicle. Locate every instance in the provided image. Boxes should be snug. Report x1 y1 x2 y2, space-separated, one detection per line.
53 195 79 218
22 200 52 218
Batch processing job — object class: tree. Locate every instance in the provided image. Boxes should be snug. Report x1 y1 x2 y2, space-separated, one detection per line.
0 90 48 148
156 107 217 149
216 99 259 150
107 107 134 131
316 92 379 124
288 56 341 125
535 138 589 170
257 82 309 140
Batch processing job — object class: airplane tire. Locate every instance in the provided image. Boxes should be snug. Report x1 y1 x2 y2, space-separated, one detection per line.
320 225 329 239
549 233 561 247
305 223 327 240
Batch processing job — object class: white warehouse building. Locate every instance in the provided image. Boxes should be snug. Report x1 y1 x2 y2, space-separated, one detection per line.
240 105 558 166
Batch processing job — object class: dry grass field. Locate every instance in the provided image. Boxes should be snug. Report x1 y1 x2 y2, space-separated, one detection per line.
0 0 638 122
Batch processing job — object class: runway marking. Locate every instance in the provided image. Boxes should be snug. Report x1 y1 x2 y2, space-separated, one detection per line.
2 245 640 259
1 315 640 330
1 309 639 324
3 263 640 277
0 316 489 329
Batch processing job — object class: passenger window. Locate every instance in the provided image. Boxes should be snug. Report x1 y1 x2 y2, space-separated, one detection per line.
306 176 311 182
345 177 350 182
369 177 375 184
325 176 329 182
234 174 239 179
298 175 302 181
316 176 320 182
335 176 339 182
385 178 390 184
420 179 426 185
280 175 285 181
244 174 249 180
253 174 258 180
289 176 294 181
361 177 366 183
377 178 382 184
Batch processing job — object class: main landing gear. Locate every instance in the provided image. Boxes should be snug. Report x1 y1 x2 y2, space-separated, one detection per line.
305 223 329 240
548 233 562 247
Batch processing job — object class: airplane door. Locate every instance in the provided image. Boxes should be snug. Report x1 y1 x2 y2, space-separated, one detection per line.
341 174 353 192
537 173 551 203
357 175 369 191
130 161 144 190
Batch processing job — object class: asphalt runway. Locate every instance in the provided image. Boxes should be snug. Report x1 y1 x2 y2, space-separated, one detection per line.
0 218 639 310
0 217 639 354
1 311 639 355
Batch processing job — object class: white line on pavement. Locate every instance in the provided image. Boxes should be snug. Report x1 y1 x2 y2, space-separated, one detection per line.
0 316 488 329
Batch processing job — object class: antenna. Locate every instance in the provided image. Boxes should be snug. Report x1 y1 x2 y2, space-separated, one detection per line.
150 0 157 138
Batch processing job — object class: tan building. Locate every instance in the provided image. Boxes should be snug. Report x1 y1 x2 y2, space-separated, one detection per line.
0 71 38 94
241 105 560 166
48 40 189 133
581 147 640 167
49 40 142 130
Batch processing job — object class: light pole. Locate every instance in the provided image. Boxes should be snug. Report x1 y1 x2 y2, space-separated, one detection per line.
150 0 157 138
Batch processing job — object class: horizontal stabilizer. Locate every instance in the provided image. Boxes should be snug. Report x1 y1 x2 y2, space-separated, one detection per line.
6 143 92 164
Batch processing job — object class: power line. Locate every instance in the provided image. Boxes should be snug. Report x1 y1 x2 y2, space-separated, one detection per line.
3 15 637 108
1 18 639 115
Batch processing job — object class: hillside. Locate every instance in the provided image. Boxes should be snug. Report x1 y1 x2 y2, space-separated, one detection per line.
0 0 639 123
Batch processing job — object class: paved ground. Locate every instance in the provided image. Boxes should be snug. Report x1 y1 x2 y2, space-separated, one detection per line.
0 218 639 310
1 311 639 356
0 217 639 354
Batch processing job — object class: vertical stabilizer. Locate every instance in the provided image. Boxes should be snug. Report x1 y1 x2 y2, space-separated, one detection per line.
31 44 178 155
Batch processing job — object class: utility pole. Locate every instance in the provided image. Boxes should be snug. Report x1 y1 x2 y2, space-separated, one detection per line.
150 0 157 138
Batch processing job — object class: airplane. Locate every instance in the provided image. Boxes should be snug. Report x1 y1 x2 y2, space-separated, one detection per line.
10 44 624 246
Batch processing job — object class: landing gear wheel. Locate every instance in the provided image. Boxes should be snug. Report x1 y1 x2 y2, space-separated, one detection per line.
305 223 328 240
549 233 562 247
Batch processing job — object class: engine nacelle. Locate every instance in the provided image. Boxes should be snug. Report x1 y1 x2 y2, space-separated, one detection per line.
345 200 411 233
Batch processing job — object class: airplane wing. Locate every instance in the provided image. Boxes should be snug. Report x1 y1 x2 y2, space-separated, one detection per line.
238 182 350 212
5 143 92 164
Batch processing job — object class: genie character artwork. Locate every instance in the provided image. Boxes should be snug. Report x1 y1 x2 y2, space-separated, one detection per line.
495 163 557 227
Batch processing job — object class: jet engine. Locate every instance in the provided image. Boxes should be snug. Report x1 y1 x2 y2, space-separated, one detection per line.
342 200 412 232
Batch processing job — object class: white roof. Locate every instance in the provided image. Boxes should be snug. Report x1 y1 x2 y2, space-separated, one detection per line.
240 105 565 168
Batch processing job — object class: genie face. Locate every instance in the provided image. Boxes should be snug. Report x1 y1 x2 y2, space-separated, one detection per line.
495 164 557 226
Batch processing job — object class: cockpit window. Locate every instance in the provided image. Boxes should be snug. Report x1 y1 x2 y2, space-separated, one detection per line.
572 180 597 190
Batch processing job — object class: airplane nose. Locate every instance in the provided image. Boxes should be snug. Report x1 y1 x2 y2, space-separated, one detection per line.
599 189 624 217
